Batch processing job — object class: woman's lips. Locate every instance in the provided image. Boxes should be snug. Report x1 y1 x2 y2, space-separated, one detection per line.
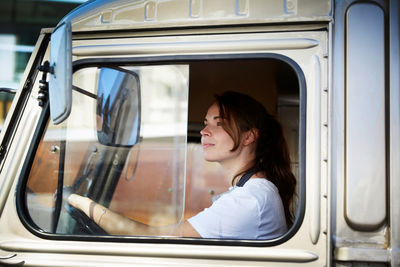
202 143 214 149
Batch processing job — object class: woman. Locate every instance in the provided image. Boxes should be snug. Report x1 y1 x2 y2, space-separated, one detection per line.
68 91 296 239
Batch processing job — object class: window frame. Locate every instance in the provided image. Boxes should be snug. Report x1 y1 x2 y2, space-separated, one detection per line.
16 53 306 247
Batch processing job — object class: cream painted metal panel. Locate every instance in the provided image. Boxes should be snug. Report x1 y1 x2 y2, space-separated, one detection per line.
0 38 51 267
0 32 48 217
345 2 386 231
332 1 389 263
389 0 400 265
65 0 331 33
0 30 328 266
309 55 321 245
0 240 319 263
73 38 319 56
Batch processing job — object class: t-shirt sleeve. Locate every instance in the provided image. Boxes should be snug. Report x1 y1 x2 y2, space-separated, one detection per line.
187 188 260 239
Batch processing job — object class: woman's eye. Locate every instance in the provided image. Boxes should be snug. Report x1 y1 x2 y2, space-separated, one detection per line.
216 121 222 126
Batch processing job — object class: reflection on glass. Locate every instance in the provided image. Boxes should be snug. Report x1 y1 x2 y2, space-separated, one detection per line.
97 67 140 147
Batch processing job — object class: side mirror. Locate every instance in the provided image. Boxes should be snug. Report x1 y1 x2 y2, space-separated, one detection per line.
49 21 72 125
97 67 141 147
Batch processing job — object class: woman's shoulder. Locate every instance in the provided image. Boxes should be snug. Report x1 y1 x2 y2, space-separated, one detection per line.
219 178 280 207
240 178 282 206
244 178 279 193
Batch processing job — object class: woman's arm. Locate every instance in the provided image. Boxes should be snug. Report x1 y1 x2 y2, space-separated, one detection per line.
67 194 200 237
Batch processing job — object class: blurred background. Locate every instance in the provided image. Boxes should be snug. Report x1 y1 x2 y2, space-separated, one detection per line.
0 0 88 126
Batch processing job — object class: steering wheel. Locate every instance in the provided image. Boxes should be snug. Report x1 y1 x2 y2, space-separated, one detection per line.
65 203 107 235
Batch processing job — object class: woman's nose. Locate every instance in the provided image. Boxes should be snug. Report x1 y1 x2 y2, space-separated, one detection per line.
200 125 211 136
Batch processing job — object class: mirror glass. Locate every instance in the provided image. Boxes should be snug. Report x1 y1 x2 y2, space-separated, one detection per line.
97 67 141 147
49 21 72 125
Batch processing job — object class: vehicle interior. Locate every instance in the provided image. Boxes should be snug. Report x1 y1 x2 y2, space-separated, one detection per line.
23 57 300 239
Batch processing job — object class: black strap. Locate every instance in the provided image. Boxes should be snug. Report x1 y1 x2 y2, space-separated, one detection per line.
236 171 255 187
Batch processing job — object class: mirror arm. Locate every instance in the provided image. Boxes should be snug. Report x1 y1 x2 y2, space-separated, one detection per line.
37 61 54 107
73 85 97 99
0 88 17 94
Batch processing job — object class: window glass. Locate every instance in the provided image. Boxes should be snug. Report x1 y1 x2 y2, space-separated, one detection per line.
24 59 300 241
26 64 189 235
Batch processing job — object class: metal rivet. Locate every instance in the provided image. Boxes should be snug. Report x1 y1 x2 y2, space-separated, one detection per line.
50 145 59 153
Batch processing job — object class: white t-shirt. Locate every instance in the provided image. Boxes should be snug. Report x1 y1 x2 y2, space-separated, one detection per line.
188 178 287 240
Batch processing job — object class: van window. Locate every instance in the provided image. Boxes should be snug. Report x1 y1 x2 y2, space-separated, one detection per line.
21 58 301 243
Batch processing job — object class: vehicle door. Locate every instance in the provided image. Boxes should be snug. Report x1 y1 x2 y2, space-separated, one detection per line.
0 28 329 266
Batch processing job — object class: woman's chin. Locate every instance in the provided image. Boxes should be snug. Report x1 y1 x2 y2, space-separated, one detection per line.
203 154 219 163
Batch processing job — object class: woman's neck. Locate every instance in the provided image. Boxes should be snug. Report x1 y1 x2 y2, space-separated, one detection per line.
220 152 255 183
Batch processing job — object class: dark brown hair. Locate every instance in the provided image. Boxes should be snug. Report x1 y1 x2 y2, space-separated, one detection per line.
215 91 297 227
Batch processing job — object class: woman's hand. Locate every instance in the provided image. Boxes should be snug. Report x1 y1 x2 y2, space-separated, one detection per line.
67 194 91 215
67 194 106 226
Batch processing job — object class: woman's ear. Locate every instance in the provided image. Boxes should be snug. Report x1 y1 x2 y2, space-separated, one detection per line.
243 128 259 146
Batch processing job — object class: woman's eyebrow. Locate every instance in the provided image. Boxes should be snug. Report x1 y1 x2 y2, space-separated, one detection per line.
204 116 221 122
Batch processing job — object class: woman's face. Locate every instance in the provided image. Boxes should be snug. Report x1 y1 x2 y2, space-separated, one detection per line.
200 103 241 164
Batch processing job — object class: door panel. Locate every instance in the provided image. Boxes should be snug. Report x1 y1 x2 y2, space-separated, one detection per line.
1 29 328 266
